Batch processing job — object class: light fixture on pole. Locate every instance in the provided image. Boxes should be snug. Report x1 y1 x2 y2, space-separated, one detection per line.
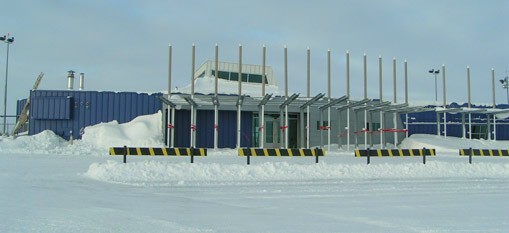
429 69 440 102
499 74 509 104
0 34 14 136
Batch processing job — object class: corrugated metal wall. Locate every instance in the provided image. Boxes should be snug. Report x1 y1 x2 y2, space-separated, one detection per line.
403 107 509 139
172 109 253 148
28 90 162 140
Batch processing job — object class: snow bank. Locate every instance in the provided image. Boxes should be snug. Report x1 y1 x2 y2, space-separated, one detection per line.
86 160 509 186
400 134 509 154
81 111 164 148
0 111 164 156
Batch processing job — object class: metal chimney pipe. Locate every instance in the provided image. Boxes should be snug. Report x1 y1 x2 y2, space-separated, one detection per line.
79 73 85 90
67 70 75 90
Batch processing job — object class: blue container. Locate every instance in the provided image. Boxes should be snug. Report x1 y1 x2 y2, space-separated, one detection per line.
28 90 162 140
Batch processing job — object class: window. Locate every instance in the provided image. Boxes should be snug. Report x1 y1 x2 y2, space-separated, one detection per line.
248 74 262 83
210 70 268 84
366 123 381 131
230 72 238 81
472 125 488 139
217 71 229 80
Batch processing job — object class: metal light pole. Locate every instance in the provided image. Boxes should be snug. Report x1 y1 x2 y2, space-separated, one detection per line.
0 34 14 136
500 75 509 104
428 69 439 102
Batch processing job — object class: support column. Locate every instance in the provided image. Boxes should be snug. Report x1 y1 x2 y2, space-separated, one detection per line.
346 50 351 151
404 59 409 139
167 44 174 147
467 66 472 139
327 49 331 151
260 45 266 148
442 64 447 138
378 56 383 149
306 47 311 148
393 57 398 147
190 44 196 147
364 53 368 149
214 44 219 149
236 44 242 148
284 46 289 149
492 68 497 140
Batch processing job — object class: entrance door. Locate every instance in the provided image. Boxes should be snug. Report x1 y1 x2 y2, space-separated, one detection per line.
265 116 280 148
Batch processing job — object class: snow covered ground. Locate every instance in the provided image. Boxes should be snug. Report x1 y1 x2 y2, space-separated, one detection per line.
1 112 508 232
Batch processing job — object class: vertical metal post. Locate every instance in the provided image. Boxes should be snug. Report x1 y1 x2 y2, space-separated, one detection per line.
364 53 368 149
367 147 371 165
123 145 127 164
215 44 219 95
436 112 441 136
261 45 266 148
467 66 472 139
247 149 251 165
171 108 175 148
404 60 409 138
404 60 408 104
307 48 311 98
327 49 331 151
338 108 342 149
346 50 351 151
2 38 12 135
166 44 174 147
442 64 447 138
299 108 304 147
423 147 426 164
393 57 398 147
237 44 242 149
379 56 383 149
315 147 319 163
492 68 497 140
306 47 311 149
191 147 194 164
364 53 368 99
354 110 359 148
191 44 197 147
191 44 195 95
306 106 310 148
280 108 284 148
284 46 289 149
214 44 219 149
469 147 473 164
320 110 324 148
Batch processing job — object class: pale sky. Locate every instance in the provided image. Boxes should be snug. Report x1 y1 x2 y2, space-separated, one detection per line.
1 0 508 116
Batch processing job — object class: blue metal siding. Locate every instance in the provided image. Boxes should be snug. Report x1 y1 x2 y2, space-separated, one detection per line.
31 96 72 120
174 110 190 147
196 110 214 148
29 90 162 140
218 111 235 148
17 99 27 117
173 110 254 148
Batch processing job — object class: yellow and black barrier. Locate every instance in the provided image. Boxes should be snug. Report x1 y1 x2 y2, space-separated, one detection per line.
109 146 207 163
355 148 436 157
460 148 508 164
238 148 325 165
459 148 509 157
355 148 436 164
109 147 207 156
